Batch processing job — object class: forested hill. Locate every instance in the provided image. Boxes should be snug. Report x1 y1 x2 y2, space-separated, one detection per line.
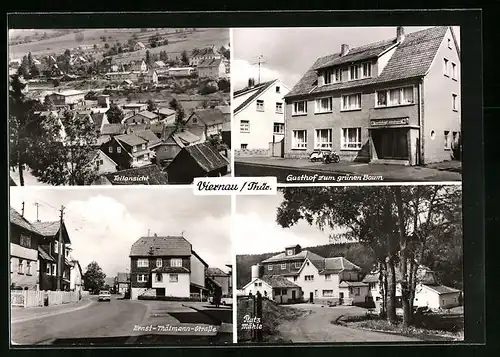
236 243 376 289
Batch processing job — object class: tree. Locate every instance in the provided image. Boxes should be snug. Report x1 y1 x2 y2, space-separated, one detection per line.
104 43 110 49
146 99 157 112
174 108 186 130
106 103 125 124
30 64 40 78
145 50 152 66
217 78 230 93
169 98 180 111
83 261 106 294
43 95 55 110
180 50 189 65
27 51 33 69
93 44 98 49
18 55 30 78
201 100 209 109
53 78 60 87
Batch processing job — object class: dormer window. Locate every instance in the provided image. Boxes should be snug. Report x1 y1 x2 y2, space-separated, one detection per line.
349 64 361 80
156 258 162 268
133 146 137 153
286 249 293 256
323 68 342 85
362 63 372 78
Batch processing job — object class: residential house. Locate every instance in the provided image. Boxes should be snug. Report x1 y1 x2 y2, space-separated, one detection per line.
122 103 148 114
167 67 195 77
104 71 140 82
156 107 176 123
186 108 227 138
69 260 84 294
283 26 461 165
129 234 208 300
242 244 364 305
133 129 163 150
32 220 72 291
189 46 221 66
90 112 109 133
93 164 168 185
130 60 148 72
101 134 154 169
116 272 130 294
138 69 158 86
152 61 166 69
48 90 86 106
206 267 231 296
221 121 231 149
154 128 203 166
134 42 146 51
123 110 160 126
100 123 126 137
96 94 111 109
166 142 230 184
88 149 118 175
197 58 226 79
10 208 42 290
234 79 290 152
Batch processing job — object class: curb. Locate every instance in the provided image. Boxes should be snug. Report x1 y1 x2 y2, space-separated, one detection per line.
11 298 93 324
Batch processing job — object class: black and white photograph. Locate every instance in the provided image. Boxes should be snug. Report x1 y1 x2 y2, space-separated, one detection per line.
9 28 231 186
9 187 233 346
232 26 462 183
235 185 463 343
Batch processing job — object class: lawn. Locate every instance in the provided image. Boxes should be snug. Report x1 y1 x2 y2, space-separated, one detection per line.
237 297 309 343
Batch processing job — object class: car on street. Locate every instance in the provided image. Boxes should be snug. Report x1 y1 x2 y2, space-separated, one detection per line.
221 295 232 306
98 290 111 302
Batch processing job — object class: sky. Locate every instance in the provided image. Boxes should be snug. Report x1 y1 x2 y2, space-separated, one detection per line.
232 26 461 91
234 192 339 255
10 187 232 278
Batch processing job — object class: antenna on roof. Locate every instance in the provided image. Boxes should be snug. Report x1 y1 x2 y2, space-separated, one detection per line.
252 55 266 85
34 202 40 221
181 230 185 237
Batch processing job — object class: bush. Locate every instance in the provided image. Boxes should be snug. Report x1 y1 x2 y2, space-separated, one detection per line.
199 83 218 95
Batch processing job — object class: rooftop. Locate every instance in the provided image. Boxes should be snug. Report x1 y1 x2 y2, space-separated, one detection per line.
191 108 225 126
233 79 278 114
104 165 168 185
261 275 301 288
10 207 42 235
52 89 85 96
183 143 230 172
130 235 192 257
115 134 147 147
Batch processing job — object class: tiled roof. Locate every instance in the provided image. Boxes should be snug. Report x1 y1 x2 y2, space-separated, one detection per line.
158 107 176 116
136 110 158 119
423 284 460 295
286 26 451 98
339 281 369 288
362 273 379 283
116 272 130 283
134 130 162 146
101 123 125 136
152 266 190 273
325 257 361 272
130 236 192 257
91 113 106 129
233 79 277 114
206 267 229 276
198 58 222 68
104 165 168 185
172 131 201 147
126 124 149 134
115 134 147 147
38 246 55 262
31 221 60 237
261 275 300 288
150 122 165 134
10 208 41 235
191 108 225 126
183 143 230 172
261 249 324 263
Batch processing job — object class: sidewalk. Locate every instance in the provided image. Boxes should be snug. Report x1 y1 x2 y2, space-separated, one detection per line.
11 297 93 324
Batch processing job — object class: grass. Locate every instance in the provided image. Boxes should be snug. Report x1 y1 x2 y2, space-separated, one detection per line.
237 298 309 343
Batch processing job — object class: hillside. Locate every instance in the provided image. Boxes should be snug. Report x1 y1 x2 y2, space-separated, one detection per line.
236 243 376 289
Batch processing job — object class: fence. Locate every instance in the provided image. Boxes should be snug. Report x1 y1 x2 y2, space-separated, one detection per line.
238 292 263 342
11 290 80 308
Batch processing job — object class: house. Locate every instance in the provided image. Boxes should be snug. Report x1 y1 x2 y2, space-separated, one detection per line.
156 107 176 122
154 128 203 166
116 272 130 294
123 110 159 126
152 61 166 69
221 121 231 149
104 71 140 82
133 129 162 150
101 134 154 169
206 267 231 296
166 142 230 184
69 260 83 294
242 275 302 304
100 123 126 137
243 244 364 305
10 208 42 290
283 26 461 165
88 149 118 175
138 69 158 85
338 281 370 305
168 67 195 77
186 108 227 138
32 220 72 291
122 103 148 114
96 94 110 109
129 234 208 300
93 164 168 185
134 42 146 51
131 60 148 72
90 112 109 133
233 78 290 152
197 58 226 79
48 90 86 106
189 46 221 66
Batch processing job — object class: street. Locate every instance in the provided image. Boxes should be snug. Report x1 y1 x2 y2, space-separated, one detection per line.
11 295 233 346
278 304 420 343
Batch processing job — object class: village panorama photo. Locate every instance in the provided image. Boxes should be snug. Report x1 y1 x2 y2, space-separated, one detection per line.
8 28 231 186
9 187 233 346
234 185 463 343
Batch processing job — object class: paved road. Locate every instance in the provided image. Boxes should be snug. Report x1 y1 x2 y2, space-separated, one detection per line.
278 304 420 343
11 296 232 345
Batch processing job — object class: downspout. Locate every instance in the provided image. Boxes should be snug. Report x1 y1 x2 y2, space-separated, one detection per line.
418 79 425 166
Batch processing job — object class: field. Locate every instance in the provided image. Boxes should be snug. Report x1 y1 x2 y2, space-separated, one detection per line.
9 28 228 59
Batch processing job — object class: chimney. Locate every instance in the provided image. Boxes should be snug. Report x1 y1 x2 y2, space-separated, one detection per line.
340 44 349 56
396 26 405 43
248 78 255 88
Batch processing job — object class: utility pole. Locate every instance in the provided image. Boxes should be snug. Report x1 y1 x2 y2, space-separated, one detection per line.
21 202 25 217
34 202 40 221
57 205 65 291
252 55 266 85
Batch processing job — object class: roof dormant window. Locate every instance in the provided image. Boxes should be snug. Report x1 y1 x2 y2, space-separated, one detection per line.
349 62 371 81
256 100 264 111
294 262 301 268
240 120 250 133
156 258 163 268
315 129 333 149
362 63 372 78
292 130 307 149
292 100 307 115
376 86 415 107
315 97 333 113
341 93 361 111
341 127 362 150
137 259 148 268
323 68 342 85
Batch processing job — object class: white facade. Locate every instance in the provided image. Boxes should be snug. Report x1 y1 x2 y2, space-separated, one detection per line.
414 284 460 309
190 254 206 288
242 278 302 304
294 258 342 302
234 80 290 150
70 264 83 292
151 272 190 297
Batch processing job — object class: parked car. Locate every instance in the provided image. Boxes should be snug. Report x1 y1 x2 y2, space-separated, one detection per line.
221 295 233 306
98 290 111 302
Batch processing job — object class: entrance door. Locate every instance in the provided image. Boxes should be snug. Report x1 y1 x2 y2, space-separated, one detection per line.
156 288 166 296
372 128 409 160
309 292 314 303
292 290 296 301
339 292 344 305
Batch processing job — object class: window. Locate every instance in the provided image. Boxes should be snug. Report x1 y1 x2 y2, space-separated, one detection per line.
117 147 121 153
341 93 361 111
292 101 307 115
273 123 284 134
52 264 57 276
108 146 113 153
169 274 178 282
137 259 148 268
293 276 298 282
254 282 262 287
276 86 281 93
292 130 307 149
448 38 452 49
451 62 458 80
325 274 331 281
54 242 59 254
362 62 372 78
443 58 449 76
170 258 182 267
10 258 14 273
18 260 24 274
133 146 137 153
349 64 361 80
99 159 104 165
369 283 376 290
256 100 264 111
20 234 31 248
280 263 286 270
315 129 333 149
286 249 293 256
141 144 146 150
430 130 436 140
324 68 342 84
275 102 283 113
192 118 198 124
355 288 360 296
137 274 147 282
444 130 451 149
268 264 273 270
240 120 250 133
156 258 163 268
315 97 333 113
376 86 414 107
240 144 248 150
452 131 460 146
314 290 318 297
133 157 137 163
156 273 162 282
143 154 148 161
323 290 333 297
46 263 51 275
305 275 314 281
65 249 69 258
341 128 362 150
452 94 458 111
294 262 301 269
